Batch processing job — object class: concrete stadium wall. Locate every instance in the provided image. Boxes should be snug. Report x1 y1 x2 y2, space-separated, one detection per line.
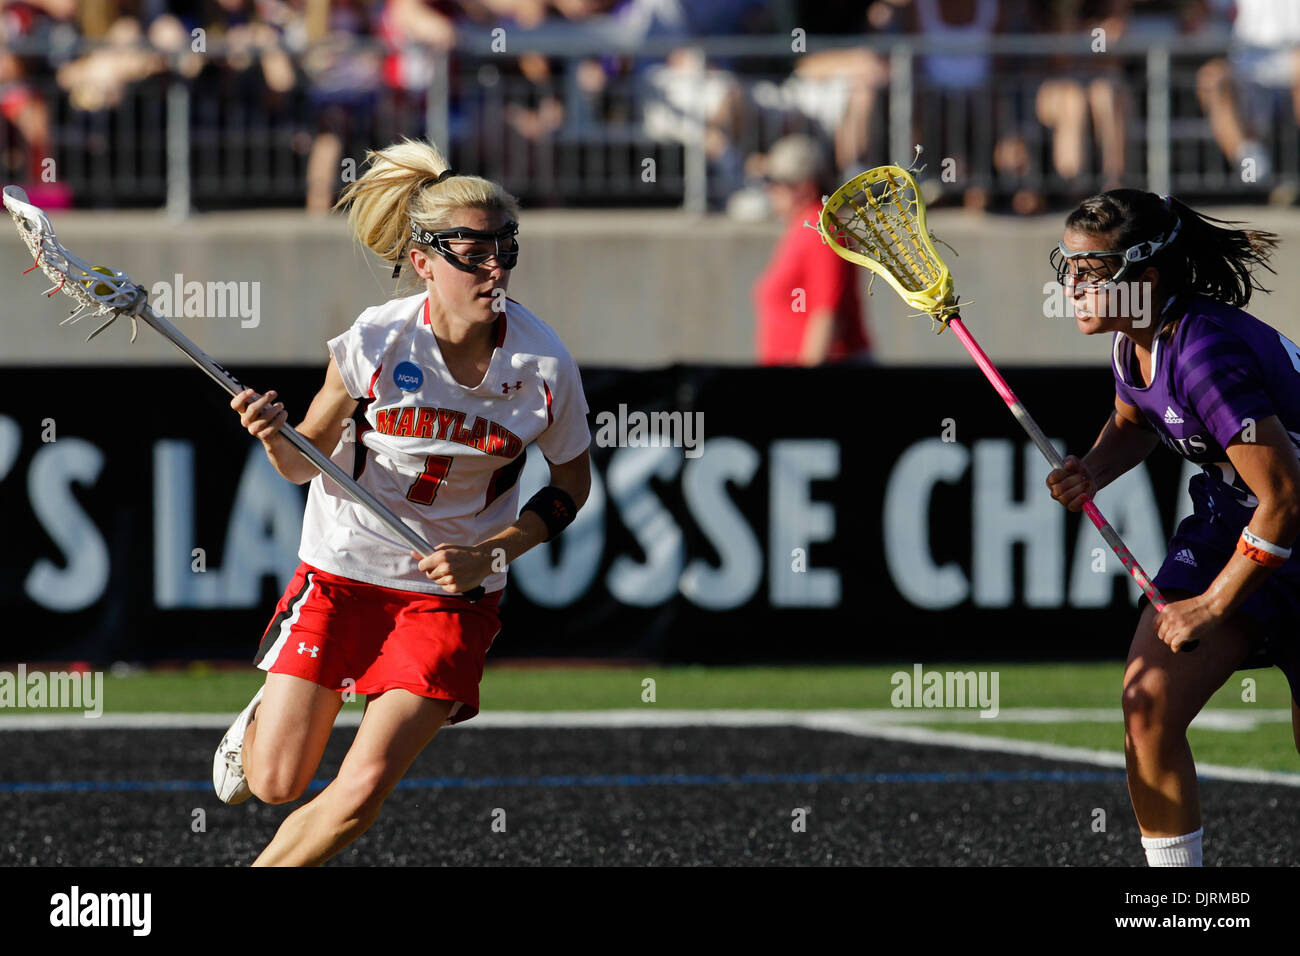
3 207 1299 368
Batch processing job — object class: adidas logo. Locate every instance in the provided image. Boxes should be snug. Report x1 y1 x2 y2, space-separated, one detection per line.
1164 406 1184 425
1174 548 1197 567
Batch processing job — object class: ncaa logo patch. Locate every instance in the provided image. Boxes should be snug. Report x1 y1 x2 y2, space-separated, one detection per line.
393 361 424 391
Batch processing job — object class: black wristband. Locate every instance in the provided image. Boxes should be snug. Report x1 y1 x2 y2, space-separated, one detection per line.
521 486 578 541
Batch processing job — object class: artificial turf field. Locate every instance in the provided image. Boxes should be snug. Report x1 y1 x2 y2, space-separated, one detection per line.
2 663 1298 867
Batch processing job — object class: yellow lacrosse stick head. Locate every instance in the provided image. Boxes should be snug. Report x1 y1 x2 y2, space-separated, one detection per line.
817 165 959 328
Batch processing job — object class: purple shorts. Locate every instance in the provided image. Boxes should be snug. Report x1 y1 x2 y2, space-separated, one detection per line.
1145 478 1300 703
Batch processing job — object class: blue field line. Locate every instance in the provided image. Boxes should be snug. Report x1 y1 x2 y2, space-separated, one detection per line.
0 768 1125 795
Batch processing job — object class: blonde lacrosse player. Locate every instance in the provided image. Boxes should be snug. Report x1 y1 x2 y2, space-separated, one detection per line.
211 139 591 866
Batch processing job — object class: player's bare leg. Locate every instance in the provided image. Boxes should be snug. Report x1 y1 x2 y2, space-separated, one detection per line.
243 672 344 804
1122 596 1252 838
251 690 454 866
1291 699 1300 756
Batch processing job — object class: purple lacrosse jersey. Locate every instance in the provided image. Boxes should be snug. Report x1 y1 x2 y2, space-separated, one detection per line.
1112 295 1300 509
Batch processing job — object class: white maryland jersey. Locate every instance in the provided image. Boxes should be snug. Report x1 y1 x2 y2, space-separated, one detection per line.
298 292 590 594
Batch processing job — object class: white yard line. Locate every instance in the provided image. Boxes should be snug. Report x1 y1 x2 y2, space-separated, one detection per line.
0 707 1296 784
794 713 1300 787
0 706 1289 730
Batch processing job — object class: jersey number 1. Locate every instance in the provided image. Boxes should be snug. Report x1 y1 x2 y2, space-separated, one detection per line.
406 455 453 505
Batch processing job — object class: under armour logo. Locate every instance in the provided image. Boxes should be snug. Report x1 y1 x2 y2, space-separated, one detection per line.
502 380 523 394
297 643 319 658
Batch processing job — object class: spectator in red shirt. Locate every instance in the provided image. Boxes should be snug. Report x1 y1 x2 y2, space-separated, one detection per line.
753 135 871 366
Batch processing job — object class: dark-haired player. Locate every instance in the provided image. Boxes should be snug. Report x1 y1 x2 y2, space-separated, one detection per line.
1046 189 1300 867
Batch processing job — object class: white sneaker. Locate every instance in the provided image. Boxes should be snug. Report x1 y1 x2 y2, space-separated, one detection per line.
213 686 264 804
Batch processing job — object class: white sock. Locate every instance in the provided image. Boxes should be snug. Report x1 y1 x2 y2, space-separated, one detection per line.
1142 828 1203 867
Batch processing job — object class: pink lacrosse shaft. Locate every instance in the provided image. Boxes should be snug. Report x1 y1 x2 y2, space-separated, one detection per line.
945 315 1168 613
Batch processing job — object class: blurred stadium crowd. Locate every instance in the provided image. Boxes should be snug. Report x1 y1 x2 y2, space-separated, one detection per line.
0 0 1298 211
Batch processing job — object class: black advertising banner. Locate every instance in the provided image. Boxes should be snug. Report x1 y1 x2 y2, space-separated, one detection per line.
0 364 1195 664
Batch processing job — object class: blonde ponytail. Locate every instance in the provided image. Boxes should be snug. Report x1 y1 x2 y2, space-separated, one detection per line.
335 138 521 266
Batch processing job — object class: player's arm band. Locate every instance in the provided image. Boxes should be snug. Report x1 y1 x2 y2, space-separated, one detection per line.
520 486 578 541
1237 528 1292 568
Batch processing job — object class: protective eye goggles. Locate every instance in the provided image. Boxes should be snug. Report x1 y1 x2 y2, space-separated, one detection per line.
1050 217 1181 290
411 221 519 273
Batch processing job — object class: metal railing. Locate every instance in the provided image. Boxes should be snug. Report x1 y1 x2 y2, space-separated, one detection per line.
1 31 1295 213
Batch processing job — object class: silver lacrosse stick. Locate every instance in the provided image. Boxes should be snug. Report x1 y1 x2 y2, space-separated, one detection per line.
3 185 485 601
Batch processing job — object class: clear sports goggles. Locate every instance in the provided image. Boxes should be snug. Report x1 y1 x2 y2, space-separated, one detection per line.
1050 217 1181 290
411 221 519 273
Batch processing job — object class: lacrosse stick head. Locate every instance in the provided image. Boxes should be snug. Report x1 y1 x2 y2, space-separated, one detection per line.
4 184 144 341
816 166 959 329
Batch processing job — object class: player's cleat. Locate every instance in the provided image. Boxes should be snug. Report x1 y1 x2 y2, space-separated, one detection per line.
213 686 264 805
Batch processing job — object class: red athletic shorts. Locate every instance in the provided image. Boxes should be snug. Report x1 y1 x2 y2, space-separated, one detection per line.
254 563 502 724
